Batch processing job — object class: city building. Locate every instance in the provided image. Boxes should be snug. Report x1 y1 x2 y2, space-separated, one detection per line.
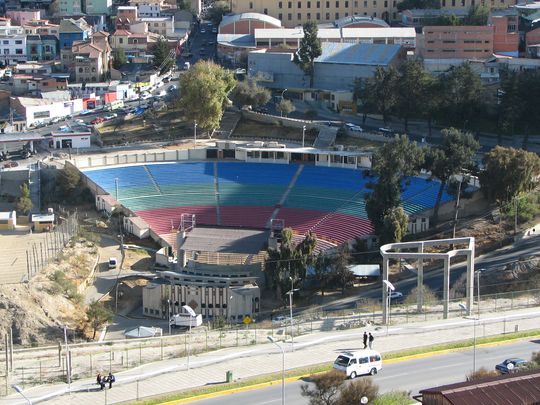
0 34 27 65
22 20 60 38
5 9 41 25
0 18 26 36
84 0 112 15
526 26 540 47
401 8 469 28
333 14 389 27
57 0 83 16
421 25 493 60
62 34 111 83
11 95 84 126
219 12 282 35
59 18 91 49
26 34 58 61
140 16 175 37
129 0 164 18
116 6 138 29
50 124 91 149
229 0 398 27
13 61 53 74
109 28 160 60
248 42 404 109
490 8 519 56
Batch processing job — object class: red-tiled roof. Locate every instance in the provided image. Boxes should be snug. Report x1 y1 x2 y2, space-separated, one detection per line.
112 29 132 36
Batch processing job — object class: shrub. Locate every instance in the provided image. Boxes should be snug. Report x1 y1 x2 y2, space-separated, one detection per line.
466 367 499 381
404 285 438 307
337 378 378 405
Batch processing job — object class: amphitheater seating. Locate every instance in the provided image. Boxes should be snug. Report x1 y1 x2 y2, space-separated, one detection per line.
83 162 455 249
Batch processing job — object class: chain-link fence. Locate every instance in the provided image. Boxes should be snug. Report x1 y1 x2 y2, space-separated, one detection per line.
0 287 538 395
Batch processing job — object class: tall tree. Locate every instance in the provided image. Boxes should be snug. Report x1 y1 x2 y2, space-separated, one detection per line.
86 300 114 340
112 49 127 69
465 4 489 25
479 146 540 206
294 21 322 88
424 128 480 223
178 61 235 131
438 63 483 129
16 182 33 214
422 75 442 139
397 0 440 11
151 37 173 72
333 244 353 294
366 135 424 238
395 60 430 132
230 76 271 108
353 77 376 126
312 252 333 298
366 66 398 125
380 207 409 245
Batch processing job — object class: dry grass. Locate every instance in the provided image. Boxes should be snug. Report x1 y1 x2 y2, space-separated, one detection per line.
232 118 317 142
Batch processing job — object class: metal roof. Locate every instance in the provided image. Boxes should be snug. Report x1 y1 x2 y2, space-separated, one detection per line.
180 227 269 254
420 370 540 405
333 15 389 28
220 12 281 28
342 27 416 39
314 42 402 66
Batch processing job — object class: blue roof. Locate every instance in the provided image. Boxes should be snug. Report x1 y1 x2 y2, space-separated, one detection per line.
314 42 402 66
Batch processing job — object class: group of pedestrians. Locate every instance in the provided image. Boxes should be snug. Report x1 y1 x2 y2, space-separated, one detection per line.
362 332 374 349
96 372 116 390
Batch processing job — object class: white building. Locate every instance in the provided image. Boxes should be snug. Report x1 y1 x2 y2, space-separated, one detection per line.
0 34 27 65
50 124 92 149
12 96 84 127
140 16 175 37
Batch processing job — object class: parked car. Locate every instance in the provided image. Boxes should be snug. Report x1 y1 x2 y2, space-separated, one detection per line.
200 28 206 34
389 291 403 301
104 113 118 120
168 85 178 92
58 125 71 132
140 92 152 100
378 127 393 136
212 27 218 34
80 109 93 115
272 315 291 324
91 117 105 125
345 123 363 132
162 77 170 83
75 119 85 125
495 358 528 374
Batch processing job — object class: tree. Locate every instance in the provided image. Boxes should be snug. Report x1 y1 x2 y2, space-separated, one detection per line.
365 135 424 236
424 128 479 223
438 63 483 129
206 0 230 23
479 146 540 206
395 60 430 132
366 66 399 125
336 378 379 405
86 300 114 340
277 98 295 117
112 49 127 69
301 370 345 405
397 0 440 11
230 77 270 108
294 21 322 88
151 37 173 72
380 207 409 245
404 285 438 306
353 77 376 126
422 75 442 139
266 229 317 300
178 61 235 131
465 5 489 25
16 182 33 214
58 164 82 196
333 244 354 294
313 252 334 298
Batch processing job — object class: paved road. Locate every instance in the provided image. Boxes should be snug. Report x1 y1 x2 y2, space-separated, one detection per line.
193 338 540 405
321 234 540 312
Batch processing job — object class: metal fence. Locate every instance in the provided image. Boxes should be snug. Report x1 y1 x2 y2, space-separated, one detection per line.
0 287 538 395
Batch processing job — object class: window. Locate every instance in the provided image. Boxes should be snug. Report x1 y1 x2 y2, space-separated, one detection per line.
15 40 22 44
279 1 283 7
451 0 455 5
279 13 283 19
317 12 321 18
288 1 292 7
307 0 311 6
364 0 367 6
92 67 96 72
288 13 292 19
345 0 349 6
335 12 339 18
79 67 83 73
373 0 376 5
336 0 339 6
317 0 320 6
2 40 8 45
384 0 387 5
298 1 301 7
345 11 348 16
15 49 23 55
264 8 268 13
119 38 123 44
355 0 358 5
508 24 516 32
307 12 311 18
326 1 329 7
298 12 302 19
326 12 330 19
249 1 253 8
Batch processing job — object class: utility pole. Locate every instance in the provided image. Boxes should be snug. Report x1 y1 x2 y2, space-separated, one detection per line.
452 178 462 239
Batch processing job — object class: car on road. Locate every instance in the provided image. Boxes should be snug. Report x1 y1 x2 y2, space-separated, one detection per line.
162 77 170 83
208 40 216 45
495 358 528 374
91 117 105 125
389 291 404 301
212 27 217 33
168 85 177 92
378 127 393 136
333 350 382 378
58 125 71 132
80 110 93 115
200 28 206 34
104 113 118 120
345 123 363 132
140 92 152 100
272 315 291 324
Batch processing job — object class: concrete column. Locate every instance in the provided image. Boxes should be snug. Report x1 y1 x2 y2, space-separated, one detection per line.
382 257 389 324
417 242 424 312
466 249 475 316
443 256 450 319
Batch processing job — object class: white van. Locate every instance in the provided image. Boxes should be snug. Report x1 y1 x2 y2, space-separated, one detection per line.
108 257 118 269
333 350 382 378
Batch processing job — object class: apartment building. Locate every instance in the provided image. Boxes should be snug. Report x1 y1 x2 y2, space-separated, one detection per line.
57 0 83 15
26 34 58 61
140 16 174 37
230 0 398 27
5 10 42 25
59 18 92 49
421 25 493 59
490 8 518 56
84 0 113 15
116 6 138 29
61 34 111 82
129 0 164 17
0 34 27 65
23 20 60 38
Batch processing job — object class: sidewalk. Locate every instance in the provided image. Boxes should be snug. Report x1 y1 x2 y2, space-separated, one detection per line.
3 307 540 405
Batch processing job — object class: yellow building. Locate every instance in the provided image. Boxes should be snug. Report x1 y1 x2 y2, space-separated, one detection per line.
230 0 399 27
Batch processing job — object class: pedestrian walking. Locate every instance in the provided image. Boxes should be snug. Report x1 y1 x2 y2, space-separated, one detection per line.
368 333 374 349
107 372 115 389
363 331 368 349
96 373 105 390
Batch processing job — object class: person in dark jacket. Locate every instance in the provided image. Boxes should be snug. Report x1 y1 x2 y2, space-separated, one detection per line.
107 372 115 389
363 332 368 349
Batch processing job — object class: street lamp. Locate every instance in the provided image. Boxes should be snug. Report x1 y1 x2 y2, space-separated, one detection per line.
193 120 197 141
267 336 285 405
302 125 306 148
287 277 300 351
12 385 31 405
459 303 478 373
182 304 196 370
382 279 395 335
167 299 171 335
475 268 485 319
